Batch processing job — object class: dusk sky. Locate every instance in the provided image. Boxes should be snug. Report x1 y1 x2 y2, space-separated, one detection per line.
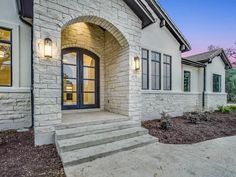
158 0 236 57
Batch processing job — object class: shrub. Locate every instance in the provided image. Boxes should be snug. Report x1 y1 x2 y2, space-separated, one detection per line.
218 105 225 112
229 105 236 111
160 112 173 130
199 112 211 121
183 112 200 124
217 105 236 113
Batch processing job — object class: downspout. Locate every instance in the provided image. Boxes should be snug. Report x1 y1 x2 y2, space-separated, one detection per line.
202 66 206 109
17 1 34 129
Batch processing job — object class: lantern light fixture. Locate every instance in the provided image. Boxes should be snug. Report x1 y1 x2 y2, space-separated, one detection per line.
0 50 5 58
134 56 140 70
44 38 52 58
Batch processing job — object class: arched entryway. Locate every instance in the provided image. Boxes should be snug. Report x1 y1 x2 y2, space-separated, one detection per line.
62 48 100 109
61 20 131 115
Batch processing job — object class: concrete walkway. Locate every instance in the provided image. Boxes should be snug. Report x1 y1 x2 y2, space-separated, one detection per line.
65 136 236 177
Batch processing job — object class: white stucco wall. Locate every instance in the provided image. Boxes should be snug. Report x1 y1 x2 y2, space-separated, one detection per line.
206 56 226 93
182 65 203 93
141 19 182 92
0 0 32 131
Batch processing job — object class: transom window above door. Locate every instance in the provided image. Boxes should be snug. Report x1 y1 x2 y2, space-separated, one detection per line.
62 48 99 110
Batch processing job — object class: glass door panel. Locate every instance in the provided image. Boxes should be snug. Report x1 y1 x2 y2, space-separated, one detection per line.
82 54 96 106
62 49 99 109
62 52 78 107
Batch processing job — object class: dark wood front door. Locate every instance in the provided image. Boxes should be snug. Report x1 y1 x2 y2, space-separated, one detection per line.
62 48 99 110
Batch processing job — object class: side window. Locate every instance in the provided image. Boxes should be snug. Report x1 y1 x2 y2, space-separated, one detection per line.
184 71 191 92
151 51 161 90
213 74 221 92
142 49 149 90
0 27 12 86
163 55 172 90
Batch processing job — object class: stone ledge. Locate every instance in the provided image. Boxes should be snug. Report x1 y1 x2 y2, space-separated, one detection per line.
0 87 31 93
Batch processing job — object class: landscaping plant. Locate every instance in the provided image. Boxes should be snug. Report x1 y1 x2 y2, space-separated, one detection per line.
160 112 173 130
217 105 236 113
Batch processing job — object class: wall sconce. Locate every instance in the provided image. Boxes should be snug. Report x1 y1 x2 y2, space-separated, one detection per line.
44 38 52 58
0 50 5 58
134 56 140 70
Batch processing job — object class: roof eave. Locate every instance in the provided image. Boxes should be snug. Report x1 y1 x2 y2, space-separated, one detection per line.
182 58 206 68
123 0 155 29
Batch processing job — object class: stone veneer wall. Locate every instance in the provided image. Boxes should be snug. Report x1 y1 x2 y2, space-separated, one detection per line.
104 31 129 115
141 92 202 120
0 92 31 130
205 93 227 110
33 0 142 145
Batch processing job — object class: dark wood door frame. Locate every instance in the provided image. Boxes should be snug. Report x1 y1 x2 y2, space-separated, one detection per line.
61 47 100 110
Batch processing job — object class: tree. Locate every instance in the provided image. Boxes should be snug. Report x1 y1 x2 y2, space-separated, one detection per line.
208 45 220 51
208 42 236 65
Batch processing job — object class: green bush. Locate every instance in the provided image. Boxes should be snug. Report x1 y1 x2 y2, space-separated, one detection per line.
217 105 236 113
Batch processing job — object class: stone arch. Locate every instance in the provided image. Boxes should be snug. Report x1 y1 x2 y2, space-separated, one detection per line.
61 16 129 48
61 43 102 59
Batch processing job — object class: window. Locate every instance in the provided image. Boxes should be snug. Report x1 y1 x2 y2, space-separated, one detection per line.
142 49 149 89
163 55 171 90
184 71 191 92
213 74 221 92
151 52 161 90
0 27 12 86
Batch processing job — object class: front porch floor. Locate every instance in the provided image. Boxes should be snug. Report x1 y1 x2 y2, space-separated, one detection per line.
62 111 129 125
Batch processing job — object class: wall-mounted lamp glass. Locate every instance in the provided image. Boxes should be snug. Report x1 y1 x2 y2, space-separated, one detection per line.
134 56 140 70
0 50 5 58
44 38 52 58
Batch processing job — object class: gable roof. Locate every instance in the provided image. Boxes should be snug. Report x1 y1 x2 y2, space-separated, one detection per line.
186 49 232 68
182 58 205 68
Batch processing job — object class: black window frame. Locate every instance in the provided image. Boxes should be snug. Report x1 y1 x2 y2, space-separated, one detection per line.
213 74 222 93
184 70 191 92
142 49 149 90
151 51 161 90
163 54 172 90
0 26 12 87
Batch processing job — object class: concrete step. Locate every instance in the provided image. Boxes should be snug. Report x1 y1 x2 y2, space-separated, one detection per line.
55 120 140 140
61 134 157 167
56 117 130 130
57 127 148 153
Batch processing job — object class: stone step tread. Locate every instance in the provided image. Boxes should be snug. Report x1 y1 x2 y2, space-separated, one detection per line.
57 127 148 151
56 121 140 139
61 134 157 167
55 117 130 130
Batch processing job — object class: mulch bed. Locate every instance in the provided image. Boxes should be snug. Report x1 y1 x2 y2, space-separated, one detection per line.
0 130 65 177
142 111 236 144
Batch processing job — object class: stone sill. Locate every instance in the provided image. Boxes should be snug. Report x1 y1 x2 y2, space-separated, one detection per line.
141 90 202 95
205 92 227 95
0 87 31 93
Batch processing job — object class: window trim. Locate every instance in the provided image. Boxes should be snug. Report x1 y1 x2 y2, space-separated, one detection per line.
213 74 222 93
0 21 20 89
142 48 149 90
151 51 161 90
163 54 172 91
0 26 13 87
184 70 191 92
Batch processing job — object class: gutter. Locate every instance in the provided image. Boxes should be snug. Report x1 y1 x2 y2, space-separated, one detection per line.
16 0 34 129
202 66 206 109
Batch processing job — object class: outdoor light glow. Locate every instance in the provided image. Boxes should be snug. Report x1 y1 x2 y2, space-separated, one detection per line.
66 85 73 91
134 56 140 70
0 50 4 58
44 38 52 58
